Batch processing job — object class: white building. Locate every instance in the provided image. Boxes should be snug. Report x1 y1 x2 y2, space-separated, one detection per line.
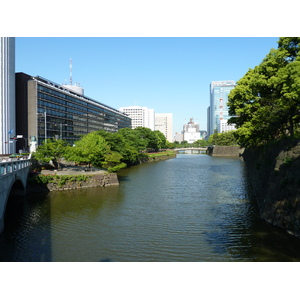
174 132 184 143
119 106 155 130
183 118 201 143
155 113 173 142
219 119 236 133
0 37 15 154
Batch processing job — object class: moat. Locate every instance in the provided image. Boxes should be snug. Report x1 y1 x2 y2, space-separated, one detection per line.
1 154 300 262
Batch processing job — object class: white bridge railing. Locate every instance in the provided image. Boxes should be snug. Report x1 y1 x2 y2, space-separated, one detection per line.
0 159 31 175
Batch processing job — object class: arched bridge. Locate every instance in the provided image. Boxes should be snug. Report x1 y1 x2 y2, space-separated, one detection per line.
175 147 208 154
0 159 31 234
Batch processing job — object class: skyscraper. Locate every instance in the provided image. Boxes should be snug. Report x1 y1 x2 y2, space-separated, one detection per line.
208 80 236 137
0 37 15 154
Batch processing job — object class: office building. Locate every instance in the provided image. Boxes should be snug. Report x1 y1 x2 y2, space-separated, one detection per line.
15 73 131 150
0 37 15 154
208 80 236 137
155 113 173 142
119 106 155 130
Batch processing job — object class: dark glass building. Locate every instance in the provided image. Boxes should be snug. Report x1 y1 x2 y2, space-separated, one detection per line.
15 73 131 151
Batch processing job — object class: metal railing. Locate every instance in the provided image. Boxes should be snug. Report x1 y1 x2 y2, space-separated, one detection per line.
0 159 31 175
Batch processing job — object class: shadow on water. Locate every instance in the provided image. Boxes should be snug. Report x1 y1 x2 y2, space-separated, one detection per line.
0 192 52 262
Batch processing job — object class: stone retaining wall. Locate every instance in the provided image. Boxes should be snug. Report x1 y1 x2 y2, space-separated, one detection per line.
207 145 244 157
243 140 300 237
27 173 119 193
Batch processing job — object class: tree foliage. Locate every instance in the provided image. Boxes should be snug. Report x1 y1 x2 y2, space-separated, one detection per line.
227 37 300 147
35 127 171 172
64 132 110 168
34 138 69 169
208 131 238 146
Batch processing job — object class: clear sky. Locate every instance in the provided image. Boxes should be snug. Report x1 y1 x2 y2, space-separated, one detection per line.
16 37 279 135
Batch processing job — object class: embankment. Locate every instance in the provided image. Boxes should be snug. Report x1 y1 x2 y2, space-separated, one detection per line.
207 145 244 157
28 152 176 193
27 172 119 194
243 139 300 237
138 152 177 163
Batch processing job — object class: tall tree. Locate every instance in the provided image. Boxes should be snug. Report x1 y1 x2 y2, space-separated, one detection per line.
65 132 110 168
34 138 69 169
228 37 300 147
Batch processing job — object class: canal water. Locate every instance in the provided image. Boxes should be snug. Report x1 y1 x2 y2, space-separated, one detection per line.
1 154 300 262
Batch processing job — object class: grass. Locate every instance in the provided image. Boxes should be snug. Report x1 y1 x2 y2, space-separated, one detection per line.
146 150 176 158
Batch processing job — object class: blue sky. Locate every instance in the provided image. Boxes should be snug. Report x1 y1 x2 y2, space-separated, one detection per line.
16 37 279 135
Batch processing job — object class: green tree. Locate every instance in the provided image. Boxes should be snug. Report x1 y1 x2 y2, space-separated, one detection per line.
34 138 68 169
95 130 139 165
102 151 127 173
228 37 300 147
153 130 167 150
134 127 161 151
65 132 110 168
208 131 237 146
118 127 148 153
193 139 209 147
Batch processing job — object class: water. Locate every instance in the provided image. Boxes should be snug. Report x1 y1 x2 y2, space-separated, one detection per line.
1 154 300 262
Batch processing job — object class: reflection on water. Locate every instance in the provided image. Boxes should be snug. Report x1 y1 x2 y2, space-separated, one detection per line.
1 154 300 261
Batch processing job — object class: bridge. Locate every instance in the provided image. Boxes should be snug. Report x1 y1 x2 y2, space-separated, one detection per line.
174 147 208 154
0 158 31 234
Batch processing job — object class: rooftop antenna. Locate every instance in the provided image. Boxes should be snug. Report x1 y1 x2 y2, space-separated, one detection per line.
69 57 73 85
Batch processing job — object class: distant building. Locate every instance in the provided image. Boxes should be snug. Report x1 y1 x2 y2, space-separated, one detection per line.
15 73 131 150
174 132 184 143
155 113 173 142
200 130 207 140
183 118 201 143
0 37 15 154
219 119 236 133
207 80 236 137
119 106 155 130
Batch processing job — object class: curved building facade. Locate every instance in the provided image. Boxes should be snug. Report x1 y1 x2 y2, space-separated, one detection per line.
0 37 15 154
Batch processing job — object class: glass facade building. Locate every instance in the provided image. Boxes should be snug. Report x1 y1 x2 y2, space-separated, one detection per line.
16 73 131 150
208 80 236 137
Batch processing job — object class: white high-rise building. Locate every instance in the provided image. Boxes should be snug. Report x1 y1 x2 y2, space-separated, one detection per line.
208 80 236 137
0 37 15 154
155 113 173 142
119 106 155 130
